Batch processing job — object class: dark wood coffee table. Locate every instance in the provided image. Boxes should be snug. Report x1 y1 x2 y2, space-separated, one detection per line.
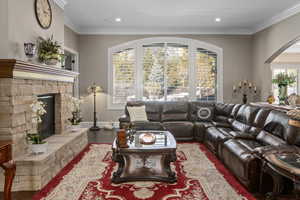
112 130 177 183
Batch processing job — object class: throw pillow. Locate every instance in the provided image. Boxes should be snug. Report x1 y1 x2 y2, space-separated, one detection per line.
197 107 214 121
127 105 148 122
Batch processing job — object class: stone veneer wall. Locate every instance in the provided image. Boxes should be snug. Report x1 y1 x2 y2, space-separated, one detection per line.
0 78 73 158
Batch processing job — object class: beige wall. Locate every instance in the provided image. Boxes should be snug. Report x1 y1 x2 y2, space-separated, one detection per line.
0 0 64 60
0 0 9 58
64 25 79 52
253 13 300 100
79 35 253 121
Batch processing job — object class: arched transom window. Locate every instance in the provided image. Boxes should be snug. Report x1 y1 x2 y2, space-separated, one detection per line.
108 37 223 109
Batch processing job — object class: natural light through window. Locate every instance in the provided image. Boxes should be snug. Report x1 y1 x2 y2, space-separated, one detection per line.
108 38 223 109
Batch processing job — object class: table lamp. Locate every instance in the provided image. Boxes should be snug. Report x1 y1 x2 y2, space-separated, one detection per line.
87 83 103 131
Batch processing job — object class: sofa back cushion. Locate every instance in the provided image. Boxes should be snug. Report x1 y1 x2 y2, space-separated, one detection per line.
125 101 162 121
263 110 300 145
215 103 235 117
231 105 260 132
161 102 189 121
189 102 215 121
229 104 242 118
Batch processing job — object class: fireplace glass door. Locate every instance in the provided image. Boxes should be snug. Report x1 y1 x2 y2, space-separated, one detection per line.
38 94 55 140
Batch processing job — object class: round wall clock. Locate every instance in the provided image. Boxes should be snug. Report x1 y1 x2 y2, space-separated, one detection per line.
35 0 52 29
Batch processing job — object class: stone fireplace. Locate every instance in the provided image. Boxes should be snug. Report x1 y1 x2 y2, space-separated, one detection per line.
0 60 88 191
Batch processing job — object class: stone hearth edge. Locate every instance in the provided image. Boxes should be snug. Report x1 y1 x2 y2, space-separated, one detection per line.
0 128 88 191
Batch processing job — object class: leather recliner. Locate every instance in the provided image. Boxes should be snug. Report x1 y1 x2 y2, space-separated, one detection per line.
119 101 300 193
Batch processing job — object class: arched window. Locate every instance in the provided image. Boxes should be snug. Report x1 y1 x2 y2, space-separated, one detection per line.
108 37 223 109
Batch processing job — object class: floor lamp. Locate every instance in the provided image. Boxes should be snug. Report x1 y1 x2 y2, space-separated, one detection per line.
88 83 103 131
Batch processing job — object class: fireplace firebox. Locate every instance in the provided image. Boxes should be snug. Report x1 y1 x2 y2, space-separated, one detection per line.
38 94 55 140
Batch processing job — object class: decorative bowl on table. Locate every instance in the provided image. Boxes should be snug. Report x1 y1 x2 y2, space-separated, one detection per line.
139 133 156 145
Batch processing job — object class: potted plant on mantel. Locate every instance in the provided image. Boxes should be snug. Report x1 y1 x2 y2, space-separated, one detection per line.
37 35 63 66
272 72 296 105
27 98 48 154
68 96 83 132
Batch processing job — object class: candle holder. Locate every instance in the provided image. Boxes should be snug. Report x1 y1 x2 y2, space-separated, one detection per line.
233 80 258 104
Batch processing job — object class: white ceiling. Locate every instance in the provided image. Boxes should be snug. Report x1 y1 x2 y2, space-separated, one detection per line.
63 0 300 35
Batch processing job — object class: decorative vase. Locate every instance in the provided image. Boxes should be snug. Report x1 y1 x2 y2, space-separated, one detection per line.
45 58 59 66
278 84 288 105
71 124 81 132
30 142 48 154
24 43 36 62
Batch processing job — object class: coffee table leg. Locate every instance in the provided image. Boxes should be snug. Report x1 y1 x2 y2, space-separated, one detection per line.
112 153 125 183
164 152 177 183
294 181 300 199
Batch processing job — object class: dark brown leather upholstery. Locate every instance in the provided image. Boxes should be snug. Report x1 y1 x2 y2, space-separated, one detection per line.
119 101 300 193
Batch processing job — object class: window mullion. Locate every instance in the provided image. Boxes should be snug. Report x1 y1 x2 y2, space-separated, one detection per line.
163 43 168 101
136 45 143 100
189 43 196 101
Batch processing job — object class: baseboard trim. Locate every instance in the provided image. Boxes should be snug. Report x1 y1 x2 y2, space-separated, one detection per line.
80 121 119 129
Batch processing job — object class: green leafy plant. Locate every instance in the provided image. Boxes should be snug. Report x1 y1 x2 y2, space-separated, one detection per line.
26 133 46 145
37 35 62 62
272 72 296 86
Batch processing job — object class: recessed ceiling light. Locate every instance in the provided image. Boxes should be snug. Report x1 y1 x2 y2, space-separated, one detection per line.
115 18 122 22
215 18 221 22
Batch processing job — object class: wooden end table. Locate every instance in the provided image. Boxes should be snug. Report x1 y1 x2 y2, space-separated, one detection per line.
0 141 16 200
112 130 177 183
260 151 300 200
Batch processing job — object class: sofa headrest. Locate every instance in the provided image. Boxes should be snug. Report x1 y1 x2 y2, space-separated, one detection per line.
263 110 299 145
161 102 189 121
235 105 260 125
252 107 271 128
229 104 242 118
215 103 235 117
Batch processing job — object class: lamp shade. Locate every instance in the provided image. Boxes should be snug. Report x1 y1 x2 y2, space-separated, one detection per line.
87 83 103 94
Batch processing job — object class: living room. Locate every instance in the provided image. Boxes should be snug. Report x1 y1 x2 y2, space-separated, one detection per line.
1 0 300 199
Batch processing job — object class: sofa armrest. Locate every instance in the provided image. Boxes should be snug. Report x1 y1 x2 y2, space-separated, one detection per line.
119 115 130 123
212 121 232 128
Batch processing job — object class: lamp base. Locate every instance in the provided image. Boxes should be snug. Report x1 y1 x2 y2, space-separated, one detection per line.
90 126 101 131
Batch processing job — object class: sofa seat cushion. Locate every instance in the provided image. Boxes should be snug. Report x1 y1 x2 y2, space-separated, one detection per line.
131 121 164 131
256 130 286 146
220 139 260 191
214 115 229 123
212 121 232 128
162 121 194 139
235 139 263 151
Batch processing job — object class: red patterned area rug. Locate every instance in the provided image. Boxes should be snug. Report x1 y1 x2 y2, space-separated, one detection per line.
33 143 256 200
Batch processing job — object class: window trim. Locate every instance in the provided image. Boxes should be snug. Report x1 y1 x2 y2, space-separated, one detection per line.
271 63 300 98
108 37 224 110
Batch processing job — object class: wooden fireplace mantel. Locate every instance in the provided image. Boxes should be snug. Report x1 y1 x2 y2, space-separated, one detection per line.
0 59 79 83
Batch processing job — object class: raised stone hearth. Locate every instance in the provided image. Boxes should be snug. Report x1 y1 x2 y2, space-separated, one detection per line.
0 59 88 191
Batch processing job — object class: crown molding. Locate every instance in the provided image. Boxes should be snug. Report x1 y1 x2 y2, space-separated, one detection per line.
253 3 300 33
54 0 67 10
64 16 81 34
77 27 253 35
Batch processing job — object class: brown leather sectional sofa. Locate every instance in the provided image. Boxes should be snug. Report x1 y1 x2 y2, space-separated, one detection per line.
119 101 300 192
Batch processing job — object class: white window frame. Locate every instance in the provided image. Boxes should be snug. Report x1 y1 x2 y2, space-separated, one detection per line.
108 37 223 110
271 63 300 96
